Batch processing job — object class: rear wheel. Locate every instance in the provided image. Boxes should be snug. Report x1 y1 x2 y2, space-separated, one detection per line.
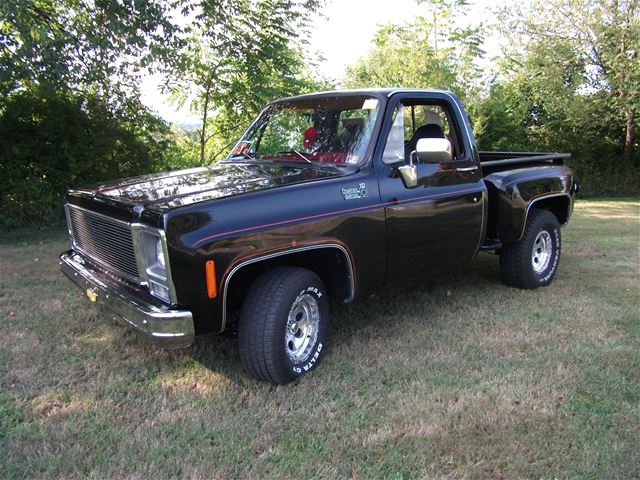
237 267 329 384
500 209 562 289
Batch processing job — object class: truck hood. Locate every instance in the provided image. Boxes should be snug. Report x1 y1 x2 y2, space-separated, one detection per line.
69 161 352 212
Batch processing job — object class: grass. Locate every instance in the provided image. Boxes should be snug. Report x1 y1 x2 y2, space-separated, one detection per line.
1 198 639 479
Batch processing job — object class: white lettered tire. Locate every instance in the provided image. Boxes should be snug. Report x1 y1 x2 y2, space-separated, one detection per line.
500 209 562 289
237 267 329 384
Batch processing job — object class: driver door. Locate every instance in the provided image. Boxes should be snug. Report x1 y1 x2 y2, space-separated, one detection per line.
376 93 486 283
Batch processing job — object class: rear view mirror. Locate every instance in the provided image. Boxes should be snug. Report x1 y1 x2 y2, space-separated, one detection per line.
415 138 452 164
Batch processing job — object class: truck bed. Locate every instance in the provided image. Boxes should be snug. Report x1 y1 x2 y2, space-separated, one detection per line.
479 151 570 175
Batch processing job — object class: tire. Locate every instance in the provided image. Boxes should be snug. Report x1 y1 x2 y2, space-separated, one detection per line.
237 267 329 384
500 209 562 289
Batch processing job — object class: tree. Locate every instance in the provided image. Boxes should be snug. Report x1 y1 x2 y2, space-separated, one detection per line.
169 0 326 165
0 0 181 101
474 37 589 150
343 1 485 106
0 0 181 228
474 35 637 195
0 87 174 228
498 0 640 162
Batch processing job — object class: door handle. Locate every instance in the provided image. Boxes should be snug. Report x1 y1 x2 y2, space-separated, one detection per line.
456 165 478 172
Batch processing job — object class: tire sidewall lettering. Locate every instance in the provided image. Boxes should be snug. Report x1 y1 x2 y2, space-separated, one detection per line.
289 285 326 376
299 286 322 298
537 226 561 284
292 342 323 374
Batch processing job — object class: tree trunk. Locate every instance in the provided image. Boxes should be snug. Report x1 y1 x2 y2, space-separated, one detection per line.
623 109 634 163
617 2 635 163
433 10 438 57
199 72 215 165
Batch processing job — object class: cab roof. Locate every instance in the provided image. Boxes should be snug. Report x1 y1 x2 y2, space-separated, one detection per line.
270 88 455 105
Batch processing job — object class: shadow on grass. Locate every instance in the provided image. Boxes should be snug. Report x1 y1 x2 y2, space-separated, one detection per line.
188 253 503 381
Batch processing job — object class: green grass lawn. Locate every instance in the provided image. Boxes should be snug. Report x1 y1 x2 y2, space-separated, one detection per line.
1 199 639 479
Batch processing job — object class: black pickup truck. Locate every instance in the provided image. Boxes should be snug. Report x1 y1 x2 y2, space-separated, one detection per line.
60 88 579 384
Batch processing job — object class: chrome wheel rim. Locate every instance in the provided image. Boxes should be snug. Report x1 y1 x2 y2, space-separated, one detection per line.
285 293 320 363
531 230 552 273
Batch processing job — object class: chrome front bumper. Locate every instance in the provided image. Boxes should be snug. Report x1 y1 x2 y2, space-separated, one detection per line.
60 251 194 348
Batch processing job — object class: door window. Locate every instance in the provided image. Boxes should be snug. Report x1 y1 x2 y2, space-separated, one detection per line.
381 100 464 164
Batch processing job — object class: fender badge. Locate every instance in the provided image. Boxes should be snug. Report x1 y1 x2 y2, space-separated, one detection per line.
342 183 368 200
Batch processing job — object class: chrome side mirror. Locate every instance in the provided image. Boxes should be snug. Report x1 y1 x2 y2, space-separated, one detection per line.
415 137 452 164
398 153 418 188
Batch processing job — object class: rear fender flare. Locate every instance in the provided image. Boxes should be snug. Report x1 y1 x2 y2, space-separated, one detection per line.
485 170 575 244
519 192 572 240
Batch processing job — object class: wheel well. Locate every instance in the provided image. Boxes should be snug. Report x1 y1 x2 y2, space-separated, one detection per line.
225 247 353 313
530 195 570 225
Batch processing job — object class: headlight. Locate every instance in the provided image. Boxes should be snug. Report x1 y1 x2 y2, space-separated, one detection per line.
139 230 172 303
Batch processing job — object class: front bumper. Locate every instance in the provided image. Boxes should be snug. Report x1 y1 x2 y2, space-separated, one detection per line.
60 251 195 348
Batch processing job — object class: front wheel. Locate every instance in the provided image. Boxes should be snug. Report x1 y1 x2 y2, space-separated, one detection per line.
237 267 329 384
500 209 562 289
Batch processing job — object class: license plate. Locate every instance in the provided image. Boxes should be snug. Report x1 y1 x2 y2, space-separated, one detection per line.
86 288 98 302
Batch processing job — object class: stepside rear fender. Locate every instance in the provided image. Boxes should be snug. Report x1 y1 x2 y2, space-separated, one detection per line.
484 165 578 244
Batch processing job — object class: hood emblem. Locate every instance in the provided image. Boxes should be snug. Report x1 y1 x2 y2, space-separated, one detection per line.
342 183 368 200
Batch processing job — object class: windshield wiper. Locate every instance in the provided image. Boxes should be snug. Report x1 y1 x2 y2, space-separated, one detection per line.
277 150 312 164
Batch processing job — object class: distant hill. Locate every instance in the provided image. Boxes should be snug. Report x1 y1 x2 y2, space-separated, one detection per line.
175 121 201 131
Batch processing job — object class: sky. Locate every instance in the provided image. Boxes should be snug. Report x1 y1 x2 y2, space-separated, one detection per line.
140 0 498 125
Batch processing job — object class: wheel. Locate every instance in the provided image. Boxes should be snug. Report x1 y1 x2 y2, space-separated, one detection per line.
500 209 562 289
237 267 329 384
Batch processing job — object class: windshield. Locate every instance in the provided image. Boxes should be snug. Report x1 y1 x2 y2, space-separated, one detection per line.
226 95 381 165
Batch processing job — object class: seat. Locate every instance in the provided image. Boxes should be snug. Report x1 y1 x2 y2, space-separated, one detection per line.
338 118 365 151
405 123 446 160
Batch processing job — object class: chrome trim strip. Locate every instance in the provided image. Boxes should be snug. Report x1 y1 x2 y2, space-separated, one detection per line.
456 166 478 172
219 243 355 333
131 224 147 283
60 251 194 348
158 229 178 304
519 192 572 240
64 204 74 246
480 153 570 167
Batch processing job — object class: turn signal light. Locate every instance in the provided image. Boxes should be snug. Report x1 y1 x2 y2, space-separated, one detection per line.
205 260 217 299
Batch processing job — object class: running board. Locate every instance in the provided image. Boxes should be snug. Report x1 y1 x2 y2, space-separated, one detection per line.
480 239 502 251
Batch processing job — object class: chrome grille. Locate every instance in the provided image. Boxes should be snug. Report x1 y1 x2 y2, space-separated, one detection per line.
66 205 140 281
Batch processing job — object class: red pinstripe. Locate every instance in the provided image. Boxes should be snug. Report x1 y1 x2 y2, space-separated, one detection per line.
192 186 483 247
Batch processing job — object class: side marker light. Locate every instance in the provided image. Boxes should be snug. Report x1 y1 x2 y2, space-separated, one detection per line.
205 260 217 299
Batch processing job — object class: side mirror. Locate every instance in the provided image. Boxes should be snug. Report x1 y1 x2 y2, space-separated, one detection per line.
398 154 418 188
415 137 452 164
